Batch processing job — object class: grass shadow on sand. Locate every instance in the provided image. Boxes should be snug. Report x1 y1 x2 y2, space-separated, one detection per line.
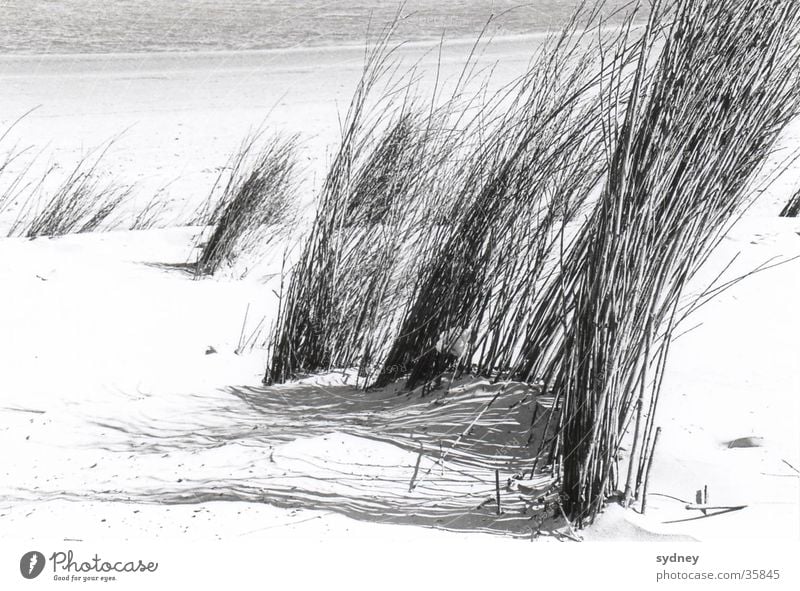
140 261 197 276
10 377 569 539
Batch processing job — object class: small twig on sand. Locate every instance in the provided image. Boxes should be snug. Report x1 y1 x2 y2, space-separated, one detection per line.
495 469 501 515
640 426 661 514
557 501 582 542
236 303 250 354
782 459 800 475
476 497 494 510
408 442 423 492
663 506 746 524
685 503 747 511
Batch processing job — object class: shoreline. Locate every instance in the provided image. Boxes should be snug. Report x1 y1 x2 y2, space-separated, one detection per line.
0 23 647 73
0 31 552 63
0 33 547 84
0 28 545 231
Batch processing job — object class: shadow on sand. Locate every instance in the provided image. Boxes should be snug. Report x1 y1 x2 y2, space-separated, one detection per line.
18 377 569 539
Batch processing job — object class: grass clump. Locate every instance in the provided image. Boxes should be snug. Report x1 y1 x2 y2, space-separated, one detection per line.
373 7 628 389
264 0 800 528
521 0 800 526
11 146 131 238
195 133 301 276
265 17 454 384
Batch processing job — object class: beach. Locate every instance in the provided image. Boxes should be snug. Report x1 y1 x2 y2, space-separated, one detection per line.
1 10 800 577
0 36 542 223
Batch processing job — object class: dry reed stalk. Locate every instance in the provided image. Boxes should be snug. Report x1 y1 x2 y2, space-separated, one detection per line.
0 109 42 223
129 189 173 231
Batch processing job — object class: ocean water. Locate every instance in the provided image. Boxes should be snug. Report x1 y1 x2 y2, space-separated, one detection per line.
0 0 641 55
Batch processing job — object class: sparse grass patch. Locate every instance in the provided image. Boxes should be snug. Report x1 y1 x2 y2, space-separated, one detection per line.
10 148 131 238
1 111 43 227
129 189 174 231
194 133 301 276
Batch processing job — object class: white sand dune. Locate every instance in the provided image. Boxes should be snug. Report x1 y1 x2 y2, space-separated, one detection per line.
1 39 799 545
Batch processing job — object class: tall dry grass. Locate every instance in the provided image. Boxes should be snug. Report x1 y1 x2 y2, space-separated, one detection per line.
373 7 634 389
518 0 800 525
268 4 638 387
264 0 800 527
265 15 475 383
0 110 40 222
195 133 301 276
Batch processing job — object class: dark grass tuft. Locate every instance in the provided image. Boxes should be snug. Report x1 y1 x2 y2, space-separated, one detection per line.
780 188 800 217
195 133 301 276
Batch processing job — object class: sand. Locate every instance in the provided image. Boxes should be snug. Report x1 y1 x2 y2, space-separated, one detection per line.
1 35 799 556
0 35 541 223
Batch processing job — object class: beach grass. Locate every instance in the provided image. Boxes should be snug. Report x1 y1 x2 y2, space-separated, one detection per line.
264 0 800 527
194 133 300 276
